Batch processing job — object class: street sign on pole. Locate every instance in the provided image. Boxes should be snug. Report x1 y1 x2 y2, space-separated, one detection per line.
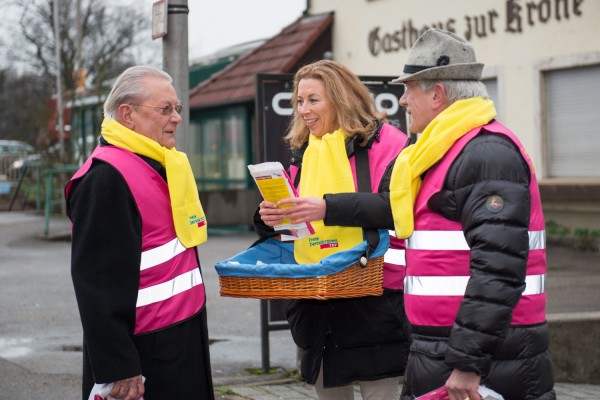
152 0 167 39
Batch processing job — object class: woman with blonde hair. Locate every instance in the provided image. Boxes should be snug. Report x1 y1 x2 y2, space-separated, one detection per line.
256 59 410 400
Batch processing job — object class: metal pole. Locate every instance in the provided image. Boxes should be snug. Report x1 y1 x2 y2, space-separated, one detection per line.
53 0 65 162
260 299 270 373
162 0 190 154
7 166 28 211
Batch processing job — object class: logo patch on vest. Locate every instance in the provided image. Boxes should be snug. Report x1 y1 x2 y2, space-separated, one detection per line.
485 195 504 213
309 236 339 249
189 214 206 227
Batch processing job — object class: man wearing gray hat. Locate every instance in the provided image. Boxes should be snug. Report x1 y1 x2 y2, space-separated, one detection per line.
274 28 556 400
386 28 555 400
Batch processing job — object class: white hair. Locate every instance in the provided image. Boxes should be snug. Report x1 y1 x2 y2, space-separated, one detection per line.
103 65 173 120
418 79 489 103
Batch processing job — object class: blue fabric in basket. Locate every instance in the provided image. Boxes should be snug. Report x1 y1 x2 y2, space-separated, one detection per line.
215 230 390 278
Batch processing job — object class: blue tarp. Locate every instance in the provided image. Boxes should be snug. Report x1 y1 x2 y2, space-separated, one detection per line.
215 230 389 278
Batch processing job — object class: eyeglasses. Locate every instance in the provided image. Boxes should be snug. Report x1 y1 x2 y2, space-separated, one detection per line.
132 103 184 116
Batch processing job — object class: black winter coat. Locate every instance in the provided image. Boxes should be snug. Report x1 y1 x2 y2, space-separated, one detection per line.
323 129 555 400
67 142 214 399
287 290 409 387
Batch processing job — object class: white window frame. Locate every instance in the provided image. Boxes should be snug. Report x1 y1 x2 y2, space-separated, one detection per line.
481 65 504 121
534 51 600 180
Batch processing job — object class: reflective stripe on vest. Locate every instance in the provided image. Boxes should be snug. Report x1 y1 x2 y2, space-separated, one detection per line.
140 237 187 271
137 268 203 307
384 231 407 264
384 247 406 265
406 230 546 251
383 230 407 290
405 274 545 296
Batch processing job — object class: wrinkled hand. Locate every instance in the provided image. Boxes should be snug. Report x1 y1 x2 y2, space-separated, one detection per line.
278 196 326 224
445 369 480 400
109 374 144 400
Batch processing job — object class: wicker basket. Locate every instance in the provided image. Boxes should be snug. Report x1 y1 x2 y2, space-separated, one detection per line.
218 255 384 300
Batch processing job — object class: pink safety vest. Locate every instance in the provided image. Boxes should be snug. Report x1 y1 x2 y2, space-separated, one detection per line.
66 146 206 334
290 124 408 290
404 121 547 327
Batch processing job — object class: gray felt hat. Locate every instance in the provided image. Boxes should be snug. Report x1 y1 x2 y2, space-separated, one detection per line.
392 28 484 83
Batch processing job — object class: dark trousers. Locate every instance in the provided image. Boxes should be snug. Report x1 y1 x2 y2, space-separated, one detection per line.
83 310 214 400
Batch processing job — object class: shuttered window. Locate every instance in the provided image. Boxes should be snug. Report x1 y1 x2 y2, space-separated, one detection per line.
545 65 600 177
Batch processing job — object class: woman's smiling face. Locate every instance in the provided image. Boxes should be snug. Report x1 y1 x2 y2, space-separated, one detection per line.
296 78 338 137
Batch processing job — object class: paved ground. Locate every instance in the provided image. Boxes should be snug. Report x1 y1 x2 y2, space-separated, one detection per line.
222 381 600 400
0 211 599 399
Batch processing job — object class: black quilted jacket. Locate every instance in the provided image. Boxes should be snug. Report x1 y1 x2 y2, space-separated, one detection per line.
323 128 555 400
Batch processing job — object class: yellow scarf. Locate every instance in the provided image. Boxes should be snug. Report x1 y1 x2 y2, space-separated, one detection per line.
294 129 364 264
390 97 496 238
101 118 207 248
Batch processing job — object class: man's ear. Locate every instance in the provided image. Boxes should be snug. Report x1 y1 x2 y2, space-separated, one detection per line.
118 104 135 129
432 83 449 111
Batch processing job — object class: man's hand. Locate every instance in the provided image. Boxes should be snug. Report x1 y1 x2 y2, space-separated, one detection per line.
445 369 480 400
109 374 144 400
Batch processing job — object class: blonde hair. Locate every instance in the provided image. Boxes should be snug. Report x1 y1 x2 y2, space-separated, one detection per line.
284 60 385 149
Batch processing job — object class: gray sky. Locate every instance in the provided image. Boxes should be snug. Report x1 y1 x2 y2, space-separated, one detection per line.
1 0 307 69
132 0 307 62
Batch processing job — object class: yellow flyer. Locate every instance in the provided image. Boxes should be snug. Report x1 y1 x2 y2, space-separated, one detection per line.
248 162 315 239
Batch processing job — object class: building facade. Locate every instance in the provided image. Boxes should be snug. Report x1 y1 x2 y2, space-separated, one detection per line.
188 13 333 227
307 0 600 231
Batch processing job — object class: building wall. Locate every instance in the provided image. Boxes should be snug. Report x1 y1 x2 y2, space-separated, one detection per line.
309 0 600 230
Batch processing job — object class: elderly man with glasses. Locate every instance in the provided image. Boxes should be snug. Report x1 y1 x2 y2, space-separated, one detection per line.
65 65 213 400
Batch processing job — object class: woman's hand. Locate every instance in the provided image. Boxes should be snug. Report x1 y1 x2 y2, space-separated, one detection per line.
258 200 285 226
278 196 326 224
